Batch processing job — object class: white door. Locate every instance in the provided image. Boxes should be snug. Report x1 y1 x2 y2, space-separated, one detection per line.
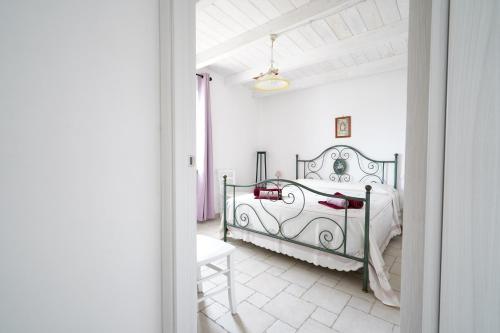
439 1 500 332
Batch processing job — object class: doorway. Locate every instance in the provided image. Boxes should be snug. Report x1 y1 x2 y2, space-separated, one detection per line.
194 1 408 332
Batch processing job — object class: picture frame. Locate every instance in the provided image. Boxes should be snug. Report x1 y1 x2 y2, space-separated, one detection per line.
335 116 351 138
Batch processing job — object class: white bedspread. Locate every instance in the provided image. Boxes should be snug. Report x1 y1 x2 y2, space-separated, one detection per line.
222 179 402 306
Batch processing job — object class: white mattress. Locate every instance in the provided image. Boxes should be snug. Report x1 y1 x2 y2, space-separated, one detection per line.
223 179 402 306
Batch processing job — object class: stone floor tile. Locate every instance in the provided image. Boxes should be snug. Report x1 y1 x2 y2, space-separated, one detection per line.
246 272 289 298
333 307 393 333
389 261 401 276
370 301 400 325
246 292 271 308
198 297 215 311
317 274 341 288
211 282 255 308
202 302 229 321
389 273 401 291
216 302 275 333
235 271 252 284
267 266 286 276
284 284 307 298
266 320 296 333
263 292 316 328
280 265 321 289
334 278 376 303
311 307 338 327
197 221 401 333
347 296 373 313
237 258 270 277
198 313 228 333
264 254 297 270
298 319 340 333
302 283 351 314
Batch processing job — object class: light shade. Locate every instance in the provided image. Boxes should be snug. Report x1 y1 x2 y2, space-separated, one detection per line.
254 73 289 92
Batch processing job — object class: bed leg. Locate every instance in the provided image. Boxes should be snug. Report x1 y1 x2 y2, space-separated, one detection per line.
362 185 372 292
362 258 369 292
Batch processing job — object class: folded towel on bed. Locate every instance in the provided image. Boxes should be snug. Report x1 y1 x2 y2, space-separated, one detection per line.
318 201 344 209
253 187 262 197
254 184 267 191
326 197 348 208
254 188 281 200
319 192 364 209
254 187 279 196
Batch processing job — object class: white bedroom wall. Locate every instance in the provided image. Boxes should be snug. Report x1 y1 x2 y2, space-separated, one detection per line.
0 1 161 332
205 71 260 213
256 70 407 194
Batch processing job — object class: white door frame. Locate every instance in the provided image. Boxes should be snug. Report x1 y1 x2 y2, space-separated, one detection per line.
401 0 449 332
160 0 452 332
160 0 197 332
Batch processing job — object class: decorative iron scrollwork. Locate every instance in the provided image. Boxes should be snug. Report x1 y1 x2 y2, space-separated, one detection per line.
298 145 396 186
231 180 348 253
333 159 347 175
223 176 376 293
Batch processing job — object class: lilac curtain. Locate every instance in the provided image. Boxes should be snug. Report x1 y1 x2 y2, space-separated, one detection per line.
196 74 215 221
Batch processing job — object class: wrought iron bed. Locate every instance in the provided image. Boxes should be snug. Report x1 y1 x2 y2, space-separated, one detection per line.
223 145 398 292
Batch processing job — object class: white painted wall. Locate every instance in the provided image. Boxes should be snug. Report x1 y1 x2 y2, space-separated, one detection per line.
207 71 260 213
207 70 407 211
256 70 407 192
0 1 161 332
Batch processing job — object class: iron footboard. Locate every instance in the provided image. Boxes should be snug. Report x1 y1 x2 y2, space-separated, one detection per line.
223 177 372 292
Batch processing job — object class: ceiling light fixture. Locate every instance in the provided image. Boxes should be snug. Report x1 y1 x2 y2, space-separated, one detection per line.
253 34 289 92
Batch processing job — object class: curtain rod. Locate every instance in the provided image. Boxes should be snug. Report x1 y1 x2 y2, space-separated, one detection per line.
196 73 212 81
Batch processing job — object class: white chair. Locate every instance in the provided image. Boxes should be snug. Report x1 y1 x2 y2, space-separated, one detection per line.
196 234 237 314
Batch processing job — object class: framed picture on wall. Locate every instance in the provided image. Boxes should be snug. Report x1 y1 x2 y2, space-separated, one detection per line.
335 116 351 138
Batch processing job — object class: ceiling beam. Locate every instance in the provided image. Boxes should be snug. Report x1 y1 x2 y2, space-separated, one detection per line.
196 0 363 69
226 19 408 85
253 53 407 97
196 0 217 11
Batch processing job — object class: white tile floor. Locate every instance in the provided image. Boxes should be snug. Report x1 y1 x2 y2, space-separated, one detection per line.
197 219 402 333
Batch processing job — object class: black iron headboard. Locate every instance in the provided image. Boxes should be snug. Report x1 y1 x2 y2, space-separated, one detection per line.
295 145 398 189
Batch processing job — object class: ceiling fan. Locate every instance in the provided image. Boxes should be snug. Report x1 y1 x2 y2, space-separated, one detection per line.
253 34 289 92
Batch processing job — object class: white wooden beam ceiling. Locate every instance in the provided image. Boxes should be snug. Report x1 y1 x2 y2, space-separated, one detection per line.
196 0 409 93
196 0 363 69
225 19 408 85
